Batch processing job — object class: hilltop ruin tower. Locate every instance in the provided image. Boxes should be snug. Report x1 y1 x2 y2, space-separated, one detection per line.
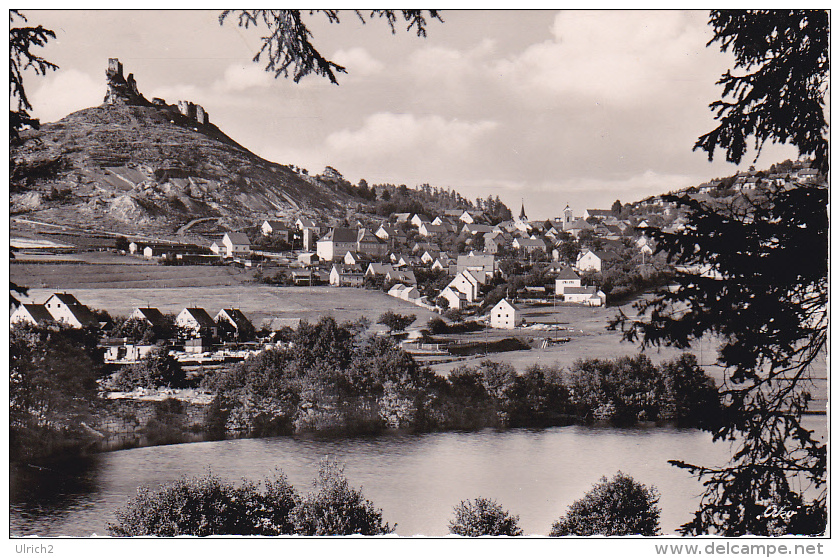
104 58 146 105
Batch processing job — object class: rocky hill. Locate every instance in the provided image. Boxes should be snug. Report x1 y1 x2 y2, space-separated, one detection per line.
10 58 354 236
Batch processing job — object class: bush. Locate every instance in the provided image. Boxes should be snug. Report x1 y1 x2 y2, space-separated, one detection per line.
107 471 299 536
113 347 186 390
290 457 394 535
549 471 660 536
448 497 523 536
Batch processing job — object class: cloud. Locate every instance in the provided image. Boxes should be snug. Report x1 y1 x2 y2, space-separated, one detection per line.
215 64 275 91
30 69 103 123
331 47 384 76
494 11 717 106
326 112 498 159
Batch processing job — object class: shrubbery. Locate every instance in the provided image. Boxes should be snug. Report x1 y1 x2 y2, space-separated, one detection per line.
449 497 522 536
112 347 186 390
107 458 390 536
549 471 661 536
200 316 721 436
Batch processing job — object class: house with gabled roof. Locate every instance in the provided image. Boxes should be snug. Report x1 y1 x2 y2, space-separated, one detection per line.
554 267 582 294
317 227 358 261
456 254 496 279
459 210 485 224
343 251 370 266
366 262 395 278
261 220 290 241
43 293 101 328
10 304 55 327
419 222 449 237
438 285 467 310
462 223 494 235
223 232 251 257
176 307 218 338
386 269 417 286
512 236 547 254
410 214 431 228
563 286 606 306
576 249 620 273
330 264 365 287
215 308 254 340
490 298 522 329
447 270 483 303
388 283 421 302
131 307 167 329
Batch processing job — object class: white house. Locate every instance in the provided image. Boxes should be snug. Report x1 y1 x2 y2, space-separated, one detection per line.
576 249 619 273
438 285 467 310
410 214 431 228
388 283 421 302
209 241 222 255
10 303 54 327
554 267 582 295
563 286 606 306
330 264 365 287
223 232 251 257
43 293 100 328
261 220 290 241
176 307 218 338
490 298 522 329
317 227 358 261
447 270 484 303
365 262 395 278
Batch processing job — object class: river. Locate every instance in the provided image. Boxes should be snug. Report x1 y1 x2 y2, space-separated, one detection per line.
10 417 826 537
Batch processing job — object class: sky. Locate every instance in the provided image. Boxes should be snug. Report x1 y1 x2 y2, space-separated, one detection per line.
22 9 802 220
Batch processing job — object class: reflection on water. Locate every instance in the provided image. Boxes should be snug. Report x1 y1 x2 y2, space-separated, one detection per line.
10 417 827 537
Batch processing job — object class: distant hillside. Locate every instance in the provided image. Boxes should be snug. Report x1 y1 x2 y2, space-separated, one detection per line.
9 59 358 235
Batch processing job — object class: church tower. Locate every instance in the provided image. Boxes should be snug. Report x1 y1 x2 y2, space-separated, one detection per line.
519 199 528 221
563 204 573 230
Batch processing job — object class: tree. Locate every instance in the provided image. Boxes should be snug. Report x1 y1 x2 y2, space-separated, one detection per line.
114 236 130 252
113 347 186 390
549 472 660 536
610 10 828 535
694 11 828 174
10 322 102 461
9 10 57 142
377 311 416 335
611 199 622 216
107 470 300 536
448 497 523 536
220 10 442 84
290 457 394 535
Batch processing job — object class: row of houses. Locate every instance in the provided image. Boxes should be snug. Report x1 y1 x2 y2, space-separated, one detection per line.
11 291 257 350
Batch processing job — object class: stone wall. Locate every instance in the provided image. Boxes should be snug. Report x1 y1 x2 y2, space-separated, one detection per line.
93 397 211 436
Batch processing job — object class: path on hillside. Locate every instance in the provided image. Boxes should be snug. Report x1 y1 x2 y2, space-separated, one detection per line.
177 216 219 235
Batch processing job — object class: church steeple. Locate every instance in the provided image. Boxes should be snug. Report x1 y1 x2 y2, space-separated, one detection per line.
519 199 527 221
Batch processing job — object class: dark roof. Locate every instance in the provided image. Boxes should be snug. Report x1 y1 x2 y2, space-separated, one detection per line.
20 304 54 323
554 267 580 280
564 286 598 295
134 307 166 327
182 307 216 329
225 232 251 245
49 292 83 306
322 227 358 243
63 304 100 327
217 308 253 330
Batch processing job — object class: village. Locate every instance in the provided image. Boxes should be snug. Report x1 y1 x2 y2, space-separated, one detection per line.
11 159 821 375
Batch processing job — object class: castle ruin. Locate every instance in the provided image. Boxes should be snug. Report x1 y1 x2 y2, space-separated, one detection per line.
104 58 145 106
104 58 210 125
177 100 210 126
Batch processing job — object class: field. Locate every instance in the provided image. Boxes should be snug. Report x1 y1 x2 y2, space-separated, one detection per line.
19 285 439 330
11 260 254 288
